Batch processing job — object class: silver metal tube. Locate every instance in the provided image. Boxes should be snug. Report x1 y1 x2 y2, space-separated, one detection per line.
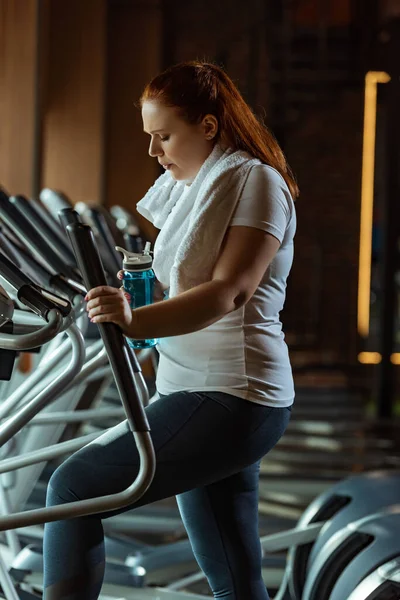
83 338 106 360
7 349 110 512
0 431 102 474
9 309 44 327
0 324 85 447
2 313 89 415
0 309 63 350
40 329 66 362
84 365 112 382
18 340 107 407
0 556 19 600
0 431 155 530
11 323 45 335
260 522 324 552
62 345 108 389
29 407 125 424
0 334 72 420
273 569 290 600
135 370 150 407
0 482 22 557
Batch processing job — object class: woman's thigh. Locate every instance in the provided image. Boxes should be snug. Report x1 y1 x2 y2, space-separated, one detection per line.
48 391 291 516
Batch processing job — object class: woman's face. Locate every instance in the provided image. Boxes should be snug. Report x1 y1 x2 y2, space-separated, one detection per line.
142 100 217 182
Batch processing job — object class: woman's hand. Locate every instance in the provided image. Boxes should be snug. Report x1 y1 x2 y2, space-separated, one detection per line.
85 284 133 332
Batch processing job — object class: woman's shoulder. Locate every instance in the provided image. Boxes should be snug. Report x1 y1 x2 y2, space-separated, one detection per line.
241 162 292 200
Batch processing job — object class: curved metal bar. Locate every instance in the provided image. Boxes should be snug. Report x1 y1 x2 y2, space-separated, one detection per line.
29 407 125 425
0 431 155 530
0 323 85 447
62 344 108 390
11 309 45 327
0 431 103 475
0 310 63 351
0 333 72 420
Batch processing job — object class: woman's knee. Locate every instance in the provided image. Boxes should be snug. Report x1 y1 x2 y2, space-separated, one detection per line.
46 456 85 507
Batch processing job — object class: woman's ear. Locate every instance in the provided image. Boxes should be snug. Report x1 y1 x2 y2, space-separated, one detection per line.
202 114 218 140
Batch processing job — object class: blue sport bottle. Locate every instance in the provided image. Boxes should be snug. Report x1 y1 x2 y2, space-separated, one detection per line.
115 243 158 349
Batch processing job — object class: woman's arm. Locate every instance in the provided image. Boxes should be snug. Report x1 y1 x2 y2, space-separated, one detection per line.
127 278 238 338
86 226 280 339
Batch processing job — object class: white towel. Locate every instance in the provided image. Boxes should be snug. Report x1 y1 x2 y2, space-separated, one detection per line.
136 144 260 297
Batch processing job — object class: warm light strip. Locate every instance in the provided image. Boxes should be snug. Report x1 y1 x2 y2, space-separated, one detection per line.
358 351 382 364
392 353 400 365
357 71 391 337
358 352 400 365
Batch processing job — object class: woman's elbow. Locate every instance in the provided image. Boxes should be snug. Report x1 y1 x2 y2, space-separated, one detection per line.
214 280 248 313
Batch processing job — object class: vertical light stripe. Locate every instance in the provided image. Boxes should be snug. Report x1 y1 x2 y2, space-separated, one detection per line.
357 71 390 337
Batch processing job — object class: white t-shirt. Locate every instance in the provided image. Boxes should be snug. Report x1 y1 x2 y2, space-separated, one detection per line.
151 164 296 407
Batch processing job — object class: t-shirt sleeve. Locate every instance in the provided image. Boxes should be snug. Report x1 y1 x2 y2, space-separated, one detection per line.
230 164 293 244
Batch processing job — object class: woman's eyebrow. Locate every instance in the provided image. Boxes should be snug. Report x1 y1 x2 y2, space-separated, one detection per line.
143 128 167 134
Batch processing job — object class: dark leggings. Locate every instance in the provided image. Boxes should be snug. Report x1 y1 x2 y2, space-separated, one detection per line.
43 390 291 599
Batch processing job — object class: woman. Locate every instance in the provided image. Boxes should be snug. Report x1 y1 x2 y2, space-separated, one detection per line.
43 61 298 600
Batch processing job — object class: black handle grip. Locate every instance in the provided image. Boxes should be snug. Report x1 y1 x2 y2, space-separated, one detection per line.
0 249 32 289
88 208 121 274
59 208 81 229
10 195 77 267
63 213 149 433
49 275 82 303
0 226 24 269
0 190 81 283
60 209 119 288
97 205 126 248
30 197 69 240
18 285 71 320
0 251 71 319
1 234 79 303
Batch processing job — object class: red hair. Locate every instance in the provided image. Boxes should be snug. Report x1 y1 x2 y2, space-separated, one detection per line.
140 61 299 199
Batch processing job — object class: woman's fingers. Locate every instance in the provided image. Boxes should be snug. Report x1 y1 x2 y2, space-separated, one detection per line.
86 296 118 311
88 302 120 318
84 285 132 330
90 312 124 325
85 286 120 302
119 285 131 300
85 288 128 317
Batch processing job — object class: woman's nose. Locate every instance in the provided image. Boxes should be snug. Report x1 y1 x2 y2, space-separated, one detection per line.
149 138 163 157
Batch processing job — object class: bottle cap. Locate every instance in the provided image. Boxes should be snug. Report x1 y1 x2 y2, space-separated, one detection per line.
115 245 153 270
